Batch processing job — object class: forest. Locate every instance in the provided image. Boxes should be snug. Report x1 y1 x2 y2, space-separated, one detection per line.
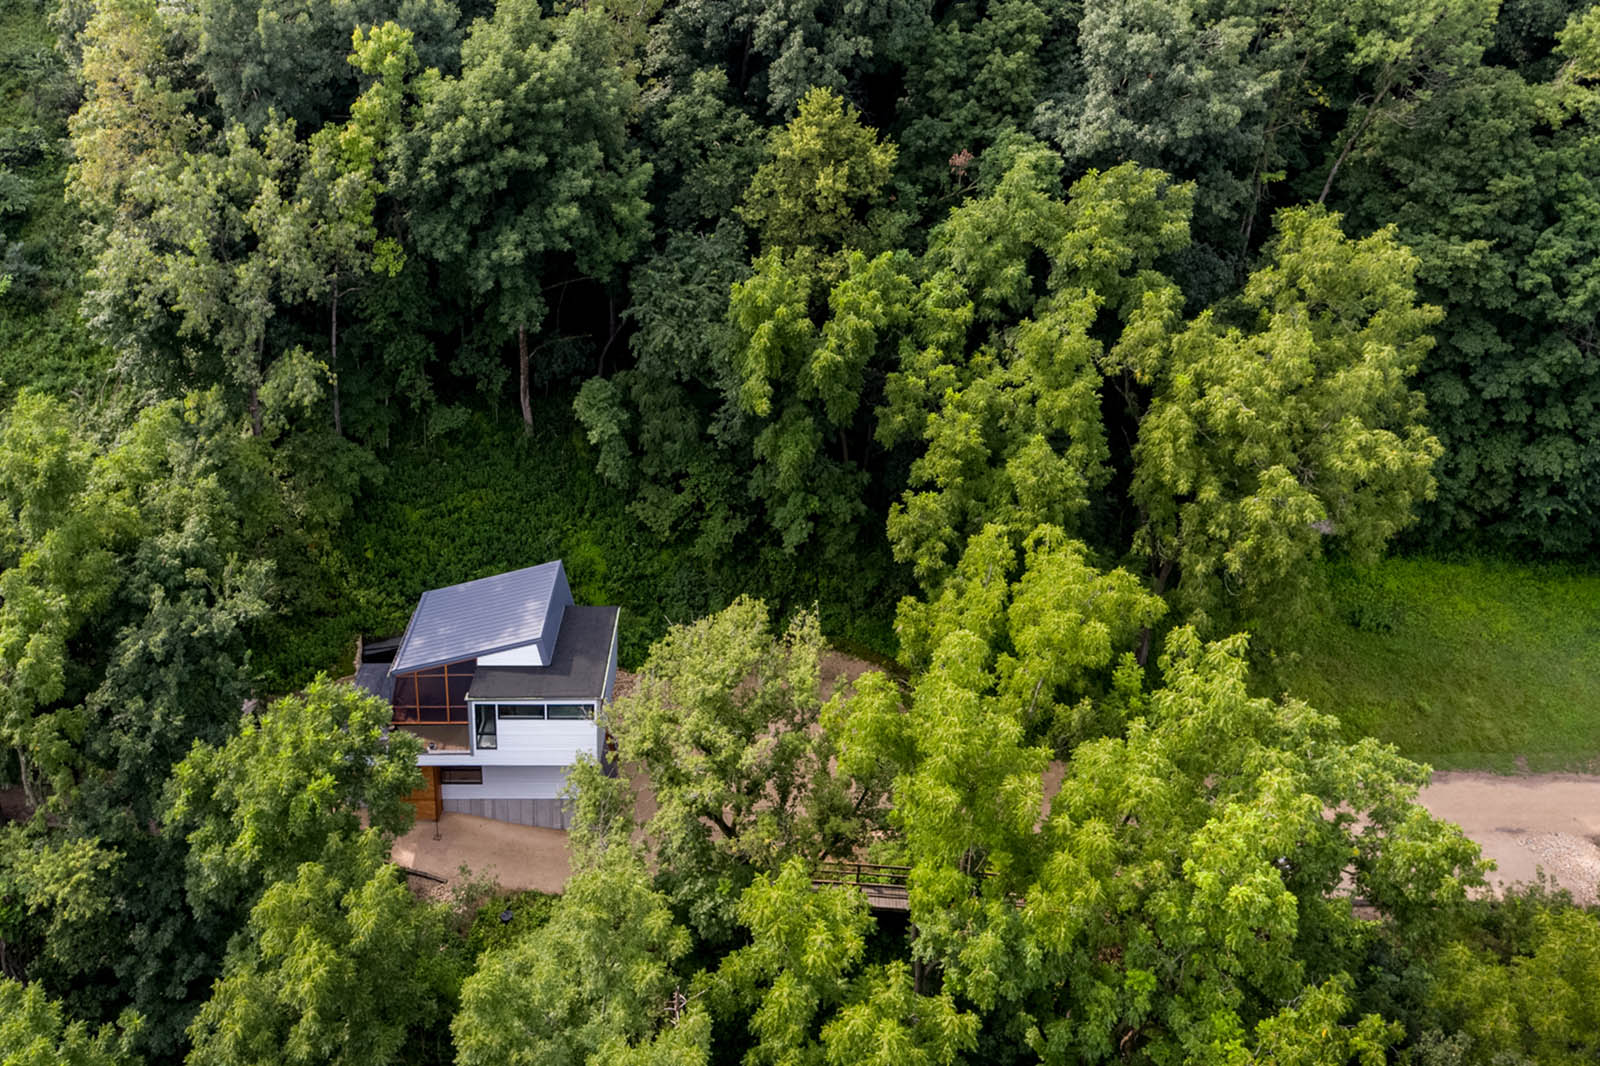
1 0 1599 1061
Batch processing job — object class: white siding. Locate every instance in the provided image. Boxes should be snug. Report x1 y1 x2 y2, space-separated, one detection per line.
476 641 547 667
441 764 567 801
477 716 600 765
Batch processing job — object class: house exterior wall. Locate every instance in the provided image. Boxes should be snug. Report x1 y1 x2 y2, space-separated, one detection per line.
441 765 572 828
441 764 567 800
474 714 602 766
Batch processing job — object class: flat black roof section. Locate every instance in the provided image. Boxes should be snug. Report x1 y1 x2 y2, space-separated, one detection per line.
466 606 619 702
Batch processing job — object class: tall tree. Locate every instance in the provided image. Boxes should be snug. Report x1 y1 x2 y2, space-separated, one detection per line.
452 853 709 1066
163 679 421 925
739 86 898 254
0 977 141 1066
837 614 1484 1064
705 858 979 1066
191 0 466 132
878 146 1192 585
185 832 450 1066
1129 206 1441 631
608 598 890 940
0 391 126 808
1335 8 1600 553
404 0 650 430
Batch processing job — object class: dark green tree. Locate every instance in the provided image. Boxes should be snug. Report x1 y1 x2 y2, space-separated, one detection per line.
404 0 650 430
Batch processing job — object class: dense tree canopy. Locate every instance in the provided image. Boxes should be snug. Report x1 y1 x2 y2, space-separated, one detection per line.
4 0 1600 1062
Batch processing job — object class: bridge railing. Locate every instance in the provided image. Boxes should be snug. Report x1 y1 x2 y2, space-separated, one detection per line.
811 860 911 891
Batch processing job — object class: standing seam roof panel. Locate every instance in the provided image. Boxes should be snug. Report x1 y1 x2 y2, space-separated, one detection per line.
390 560 571 674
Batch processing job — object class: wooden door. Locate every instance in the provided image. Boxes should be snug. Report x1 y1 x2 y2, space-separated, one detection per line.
402 766 441 822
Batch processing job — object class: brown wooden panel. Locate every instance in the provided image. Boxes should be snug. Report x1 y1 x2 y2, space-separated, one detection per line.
402 766 441 822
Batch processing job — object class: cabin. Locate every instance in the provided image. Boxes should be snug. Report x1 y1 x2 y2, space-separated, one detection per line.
355 560 619 829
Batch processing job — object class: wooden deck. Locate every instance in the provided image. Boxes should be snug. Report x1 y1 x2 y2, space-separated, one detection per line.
812 861 910 912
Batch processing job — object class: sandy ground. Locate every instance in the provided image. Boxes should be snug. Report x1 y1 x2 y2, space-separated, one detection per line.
1417 772 1600 904
392 811 573 893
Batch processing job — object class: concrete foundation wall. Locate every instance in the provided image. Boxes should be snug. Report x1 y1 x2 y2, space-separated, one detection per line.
442 796 572 829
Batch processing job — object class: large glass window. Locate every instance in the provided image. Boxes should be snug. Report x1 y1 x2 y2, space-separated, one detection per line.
496 704 545 719
546 704 593 720
474 705 497 750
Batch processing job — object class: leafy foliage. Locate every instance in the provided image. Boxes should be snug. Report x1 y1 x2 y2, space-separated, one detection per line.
608 597 890 939
186 832 451 1066
0 977 140 1066
1130 206 1442 631
163 679 421 923
452 854 708 1066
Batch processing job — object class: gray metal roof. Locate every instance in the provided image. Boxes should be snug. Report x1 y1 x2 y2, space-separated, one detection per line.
467 606 619 702
390 560 571 674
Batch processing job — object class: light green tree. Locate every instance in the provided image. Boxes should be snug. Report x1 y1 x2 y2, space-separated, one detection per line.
878 146 1192 585
163 678 421 923
1129 206 1441 630
608 597 890 940
739 87 898 253
705 858 978 1066
0 977 141 1066
728 247 915 550
1429 906 1600 1065
452 853 708 1066
185 832 449 1066
0 392 129 807
839 618 1482 1063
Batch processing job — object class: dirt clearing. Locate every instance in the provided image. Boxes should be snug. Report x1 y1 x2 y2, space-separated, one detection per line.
1418 772 1600 904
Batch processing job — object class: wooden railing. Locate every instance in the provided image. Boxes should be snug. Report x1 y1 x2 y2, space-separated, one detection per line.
812 861 911 912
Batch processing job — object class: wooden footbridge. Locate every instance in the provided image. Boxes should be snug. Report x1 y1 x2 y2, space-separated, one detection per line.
812 861 911 912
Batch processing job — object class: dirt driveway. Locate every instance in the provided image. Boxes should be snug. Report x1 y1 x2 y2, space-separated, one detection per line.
1418 772 1600 904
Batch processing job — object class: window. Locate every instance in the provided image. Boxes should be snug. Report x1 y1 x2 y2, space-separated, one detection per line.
496 704 545 720
390 660 475 724
546 704 592 720
440 767 482 785
474 705 497 750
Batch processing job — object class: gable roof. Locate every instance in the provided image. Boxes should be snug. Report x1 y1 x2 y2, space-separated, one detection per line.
467 606 620 702
390 560 570 674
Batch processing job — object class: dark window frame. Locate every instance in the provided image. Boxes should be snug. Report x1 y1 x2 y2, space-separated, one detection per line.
440 767 483 785
474 704 498 750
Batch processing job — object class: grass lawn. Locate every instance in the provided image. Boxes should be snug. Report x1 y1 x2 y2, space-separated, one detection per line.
1267 557 1600 773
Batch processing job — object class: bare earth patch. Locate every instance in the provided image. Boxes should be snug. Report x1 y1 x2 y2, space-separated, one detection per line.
1417 772 1600 905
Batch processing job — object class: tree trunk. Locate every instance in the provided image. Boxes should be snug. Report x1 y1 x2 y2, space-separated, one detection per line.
16 749 36 812
330 274 343 437
1136 559 1175 666
1318 72 1395 205
249 334 264 437
517 324 533 432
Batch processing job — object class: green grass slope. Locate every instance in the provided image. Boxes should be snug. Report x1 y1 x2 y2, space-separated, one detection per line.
1269 557 1600 772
